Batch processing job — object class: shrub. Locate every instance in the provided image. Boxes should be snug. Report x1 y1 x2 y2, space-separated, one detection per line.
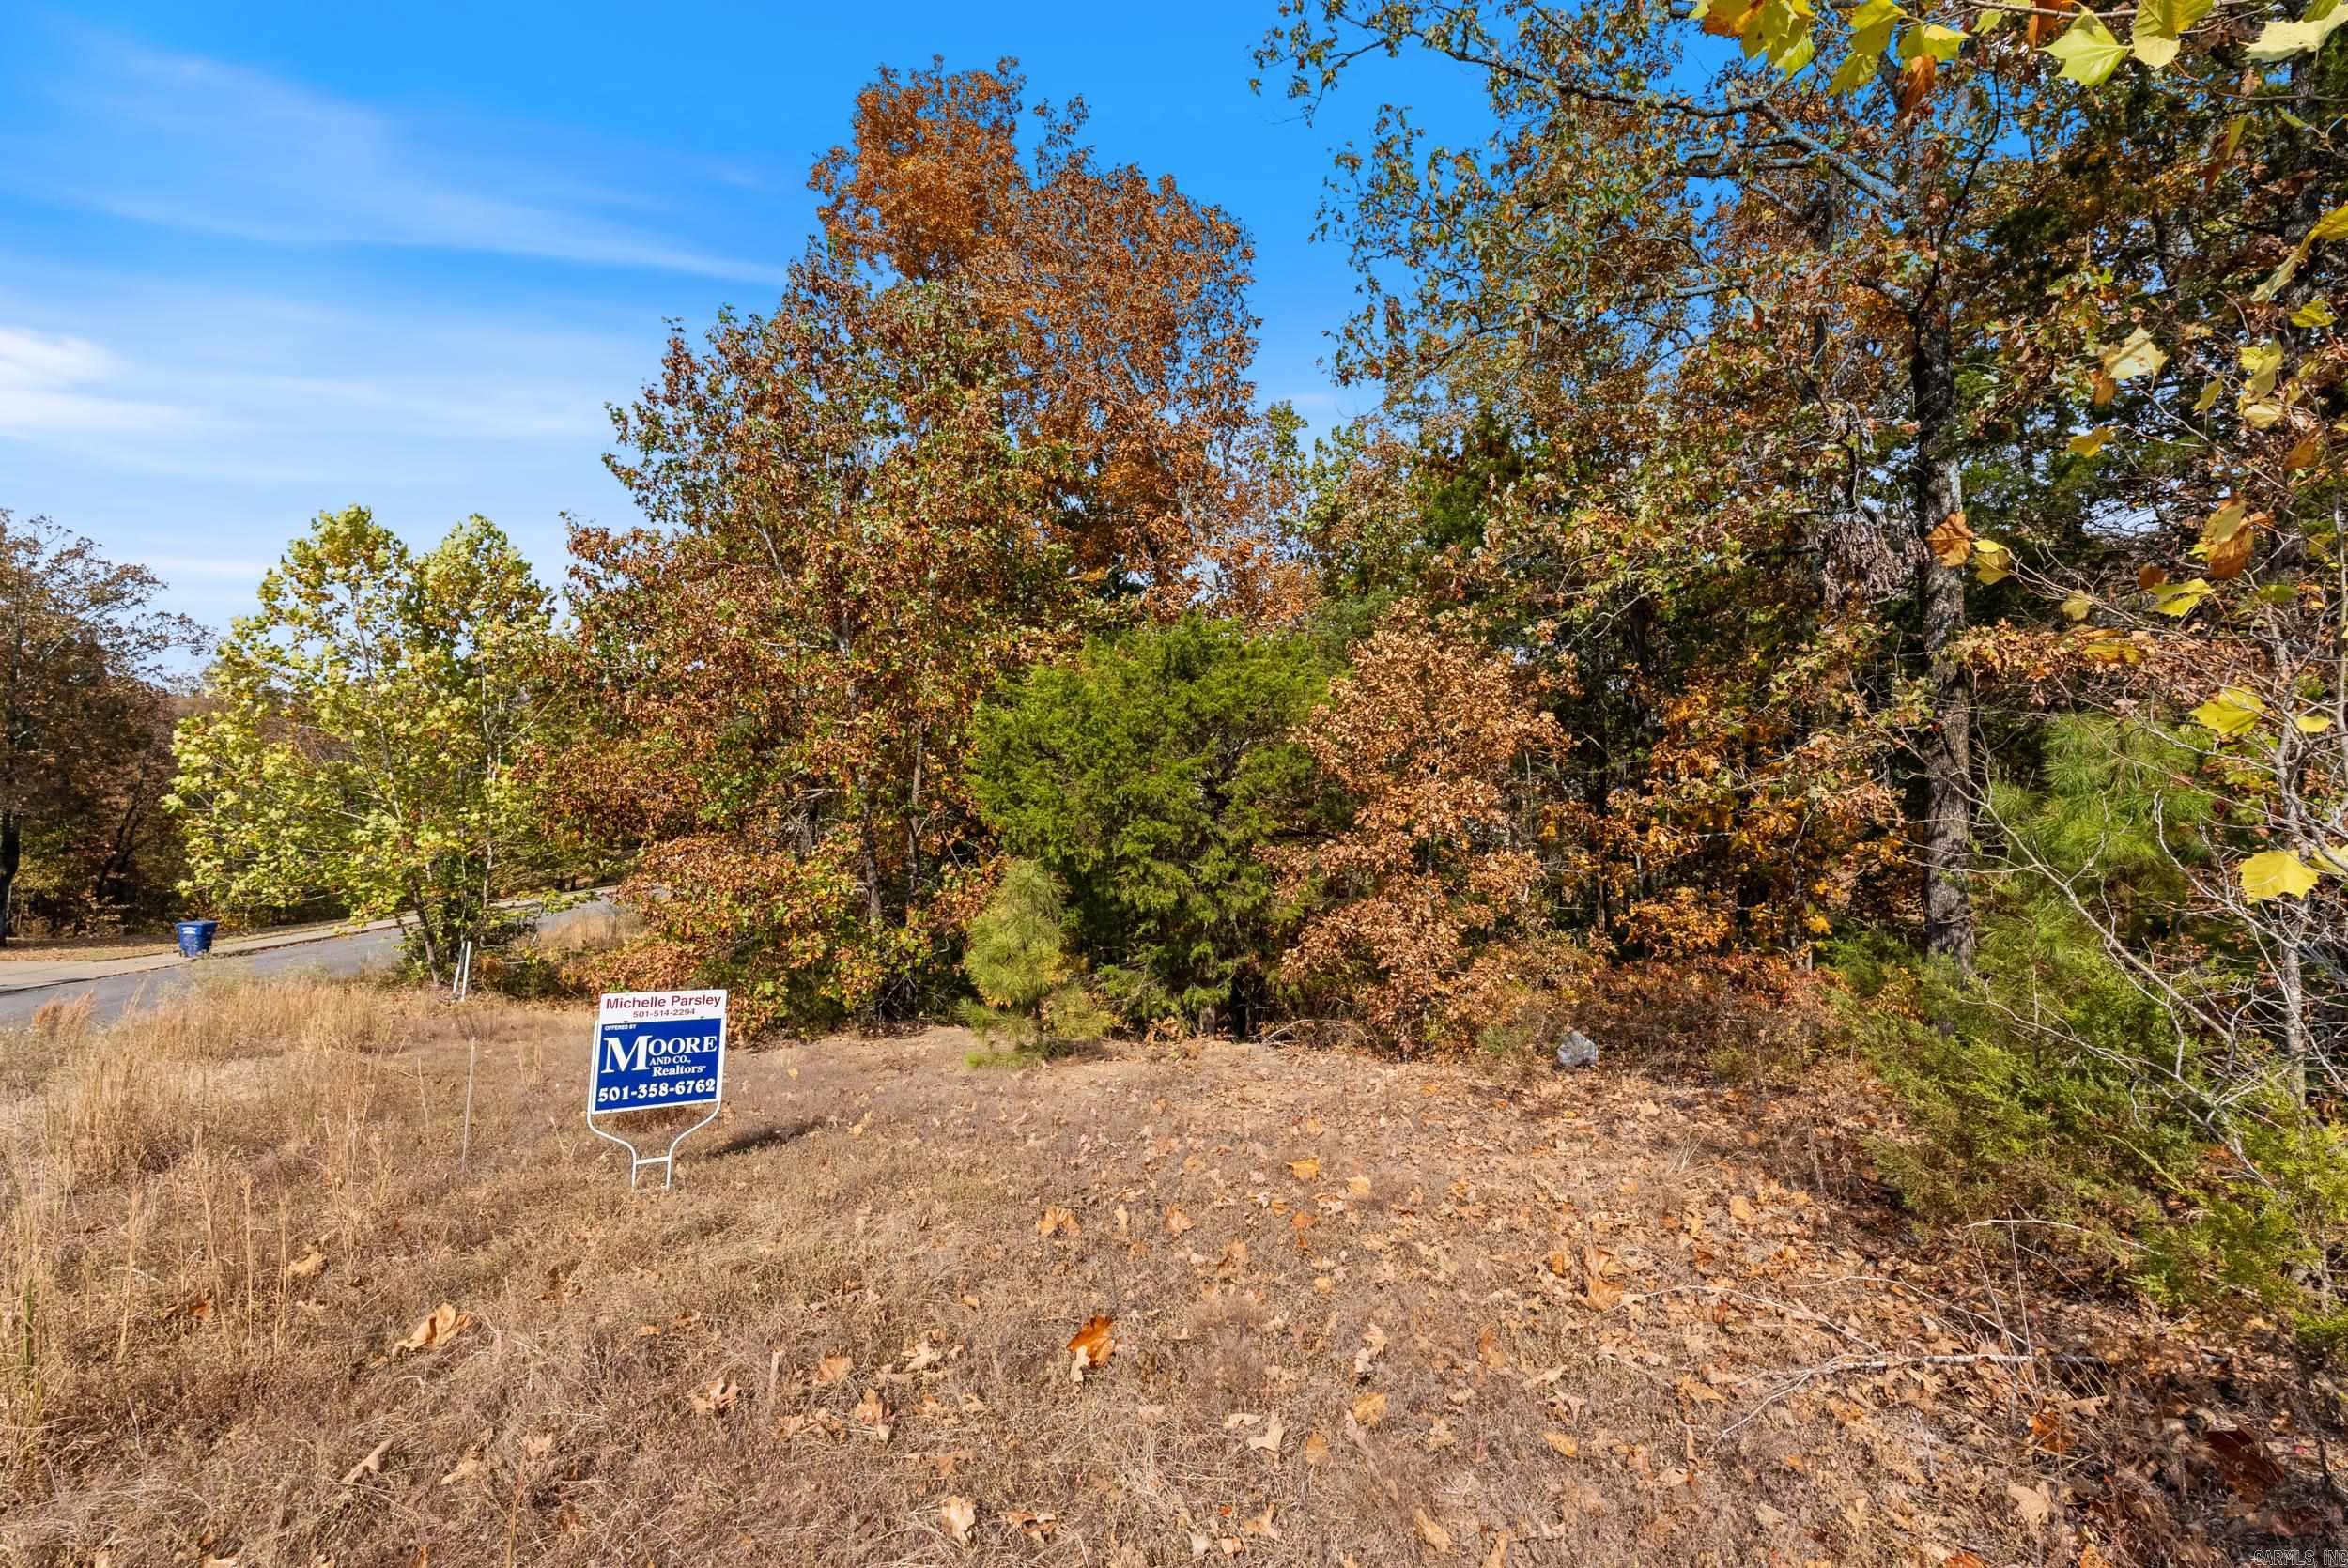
959 860 1108 1055
970 615 1339 1032
1841 901 2348 1357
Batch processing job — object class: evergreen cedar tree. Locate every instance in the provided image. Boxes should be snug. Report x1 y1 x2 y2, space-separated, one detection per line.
969 613 1338 1034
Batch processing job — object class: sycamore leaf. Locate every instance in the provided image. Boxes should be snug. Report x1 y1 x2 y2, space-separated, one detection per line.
2046 12 2128 84
2243 849 2320 901
2293 300 2337 329
2099 325 2167 382
2130 0 2211 67
2067 425 2116 456
1927 512 1975 568
2152 577 2214 617
2191 687 2264 738
1972 539 2012 585
2241 340 2284 397
2246 8 2348 60
2201 501 2250 546
1906 22 1967 58
2061 590 2094 623
2295 714 2334 734
1829 41 1884 91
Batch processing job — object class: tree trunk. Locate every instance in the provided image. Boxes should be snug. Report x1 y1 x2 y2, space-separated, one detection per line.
0 807 17 946
1910 305 1977 968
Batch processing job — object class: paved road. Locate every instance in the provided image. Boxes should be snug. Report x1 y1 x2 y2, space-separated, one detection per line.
0 898 617 1029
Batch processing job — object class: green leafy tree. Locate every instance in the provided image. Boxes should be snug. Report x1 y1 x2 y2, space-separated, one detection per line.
170 507 567 980
969 615 1338 1031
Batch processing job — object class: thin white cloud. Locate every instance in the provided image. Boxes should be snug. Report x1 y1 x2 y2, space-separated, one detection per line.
0 324 212 438
7 31 789 286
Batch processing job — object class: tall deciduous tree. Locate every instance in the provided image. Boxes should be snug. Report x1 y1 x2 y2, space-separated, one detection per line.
170 507 564 979
0 511 204 942
554 61 1266 1030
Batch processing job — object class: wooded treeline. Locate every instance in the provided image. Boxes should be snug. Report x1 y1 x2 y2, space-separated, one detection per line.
38 5 2348 1354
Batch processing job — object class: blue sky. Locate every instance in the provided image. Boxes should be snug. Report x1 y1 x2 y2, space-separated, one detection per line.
0 2 1465 638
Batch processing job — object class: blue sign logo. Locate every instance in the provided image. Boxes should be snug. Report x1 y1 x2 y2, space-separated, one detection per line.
590 1005 725 1113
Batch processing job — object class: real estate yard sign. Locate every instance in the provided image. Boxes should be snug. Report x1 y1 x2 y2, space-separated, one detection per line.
585 990 727 1189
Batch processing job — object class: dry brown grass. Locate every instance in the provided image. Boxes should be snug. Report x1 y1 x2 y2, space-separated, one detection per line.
0 978 2321 1566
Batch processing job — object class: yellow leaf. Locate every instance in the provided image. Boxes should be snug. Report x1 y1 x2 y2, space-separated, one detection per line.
2294 300 2338 329
1288 1157 1321 1181
2098 325 2166 381
1353 1390 1388 1427
2201 501 2249 546
2240 339 2284 397
2190 687 2264 738
1543 1430 1580 1457
1972 538 2012 585
2130 0 2211 68
2061 591 2094 622
2067 425 2116 456
2315 201 2348 242
2246 8 2348 61
2295 714 2334 734
2045 9 2129 82
2194 378 2223 414
2243 849 2320 901
2151 577 2213 617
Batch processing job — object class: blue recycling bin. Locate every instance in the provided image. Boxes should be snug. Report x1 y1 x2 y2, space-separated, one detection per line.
176 919 219 958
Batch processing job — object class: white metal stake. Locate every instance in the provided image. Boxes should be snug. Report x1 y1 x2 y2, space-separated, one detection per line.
456 940 477 1173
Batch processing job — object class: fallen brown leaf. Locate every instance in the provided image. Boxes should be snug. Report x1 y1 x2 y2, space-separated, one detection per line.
394 1303 472 1354
1068 1314 1116 1368
940 1495 977 1546
1353 1391 1387 1428
1414 1508 1453 1554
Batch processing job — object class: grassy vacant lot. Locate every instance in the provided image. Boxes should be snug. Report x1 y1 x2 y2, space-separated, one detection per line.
0 979 2327 1566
